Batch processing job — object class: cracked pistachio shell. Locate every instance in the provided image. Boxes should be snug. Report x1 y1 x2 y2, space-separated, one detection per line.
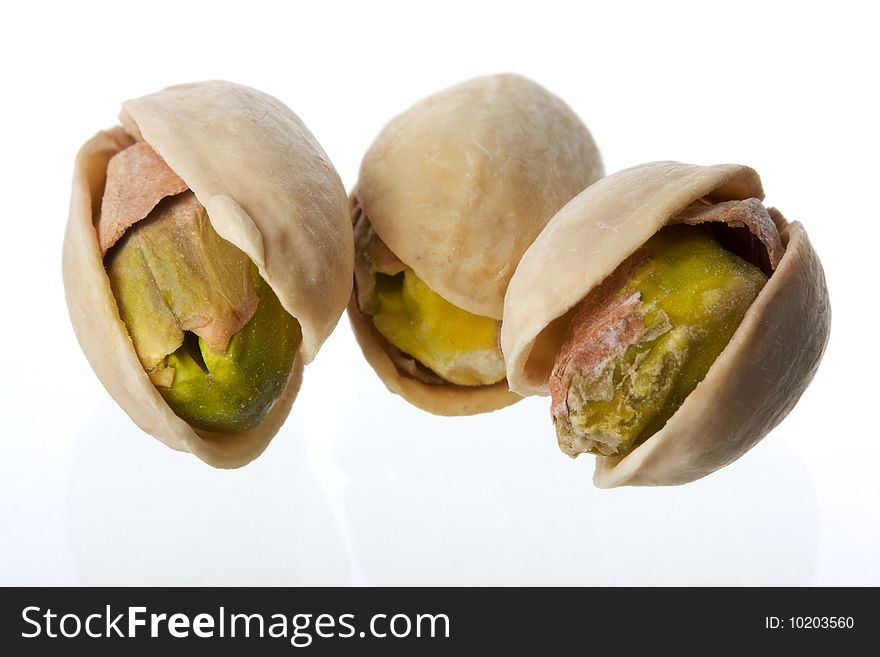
502 161 830 487
349 74 604 415
62 81 353 467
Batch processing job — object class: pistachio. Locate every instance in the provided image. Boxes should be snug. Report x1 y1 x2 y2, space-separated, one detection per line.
157 266 301 434
349 74 604 415
371 268 505 387
550 225 767 457
62 81 352 467
106 192 301 433
502 162 830 487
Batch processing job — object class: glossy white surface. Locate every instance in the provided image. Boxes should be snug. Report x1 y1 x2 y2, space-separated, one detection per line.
1 0 877 585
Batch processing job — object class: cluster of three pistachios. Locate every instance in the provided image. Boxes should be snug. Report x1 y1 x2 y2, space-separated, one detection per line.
62 76 829 487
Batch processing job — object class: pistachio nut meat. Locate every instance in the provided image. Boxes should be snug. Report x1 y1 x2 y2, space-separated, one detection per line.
62 81 353 467
502 162 830 487
349 74 604 415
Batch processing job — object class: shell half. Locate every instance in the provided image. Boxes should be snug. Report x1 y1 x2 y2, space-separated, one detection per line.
356 73 604 320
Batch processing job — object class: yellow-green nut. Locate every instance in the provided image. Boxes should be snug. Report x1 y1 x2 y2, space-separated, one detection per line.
104 195 302 434
62 81 353 467
349 74 604 416
551 225 768 458
502 162 830 487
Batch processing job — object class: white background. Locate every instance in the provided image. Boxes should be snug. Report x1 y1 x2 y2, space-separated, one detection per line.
1 0 877 585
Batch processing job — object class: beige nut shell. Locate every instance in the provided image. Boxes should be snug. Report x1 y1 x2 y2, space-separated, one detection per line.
502 161 830 487
355 73 604 320
62 81 352 468
350 74 603 415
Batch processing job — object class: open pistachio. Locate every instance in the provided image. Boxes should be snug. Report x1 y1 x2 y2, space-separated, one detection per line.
502 162 830 487
349 74 604 415
62 81 353 467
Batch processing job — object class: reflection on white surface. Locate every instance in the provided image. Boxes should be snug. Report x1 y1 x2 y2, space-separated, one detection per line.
65 402 350 586
51 337 822 586
591 440 819 585
334 392 599 585
331 373 819 586
0 319 833 586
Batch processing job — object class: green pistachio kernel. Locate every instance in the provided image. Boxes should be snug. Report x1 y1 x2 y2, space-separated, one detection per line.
371 269 505 386
106 194 300 433
556 225 767 456
157 266 301 433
